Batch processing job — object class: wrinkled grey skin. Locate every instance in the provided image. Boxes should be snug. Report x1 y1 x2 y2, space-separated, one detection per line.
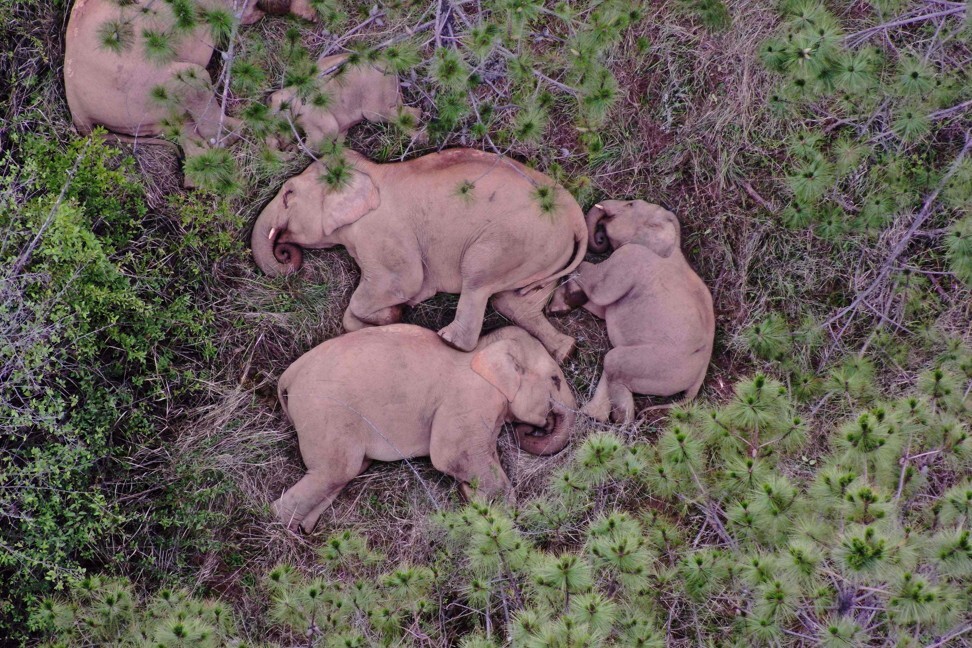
274 325 577 533
549 200 715 422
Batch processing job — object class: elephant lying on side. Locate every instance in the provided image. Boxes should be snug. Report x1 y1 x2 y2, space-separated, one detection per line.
252 148 588 360
549 200 714 423
273 325 576 533
64 0 313 173
266 54 421 151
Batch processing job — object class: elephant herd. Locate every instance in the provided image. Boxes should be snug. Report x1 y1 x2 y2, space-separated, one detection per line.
64 0 715 533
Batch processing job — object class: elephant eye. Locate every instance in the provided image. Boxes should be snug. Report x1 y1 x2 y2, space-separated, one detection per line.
282 187 294 208
550 375 562 389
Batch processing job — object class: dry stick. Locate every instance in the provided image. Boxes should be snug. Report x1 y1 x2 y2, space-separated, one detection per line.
739 180 777 213
871 98 972 142
321 10 386 56
10 139 90 278
926 623 972 648
215 1 246 146
845 6 966 46
822 132 972 337
317 20 436 78
495 45 580 96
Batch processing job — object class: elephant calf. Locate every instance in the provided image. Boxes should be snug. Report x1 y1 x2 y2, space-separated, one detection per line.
549 201 714 423
273 325 576 533
266 54 420 152
64 0 314 178
252 148 588 361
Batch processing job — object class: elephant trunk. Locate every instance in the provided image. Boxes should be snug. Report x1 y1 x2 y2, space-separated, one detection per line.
515 395 575 457
252 208 303 276
585 204 611 253
257 0 290 14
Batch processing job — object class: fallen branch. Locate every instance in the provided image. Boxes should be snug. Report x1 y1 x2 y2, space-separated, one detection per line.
845 5 966 46
822 131 972 331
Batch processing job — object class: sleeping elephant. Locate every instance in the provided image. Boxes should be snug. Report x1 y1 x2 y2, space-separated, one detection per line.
273 325 577 533
64 0 314 177
266 53 421 152
548 200 715 423
251 148 588 361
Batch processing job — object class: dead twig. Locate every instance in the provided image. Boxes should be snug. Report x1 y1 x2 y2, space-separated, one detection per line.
822 131 972 336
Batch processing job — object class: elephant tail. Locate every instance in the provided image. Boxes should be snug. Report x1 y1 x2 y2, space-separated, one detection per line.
277 365 296 423
516 209 588 295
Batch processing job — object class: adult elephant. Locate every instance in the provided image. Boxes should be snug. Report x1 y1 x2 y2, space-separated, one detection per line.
64 0 314 168
274 325 577 533
251 148 588 361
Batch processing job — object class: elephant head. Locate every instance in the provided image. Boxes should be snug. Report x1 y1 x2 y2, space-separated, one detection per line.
251 162 381 276
585 200 681 257
470 327 576 456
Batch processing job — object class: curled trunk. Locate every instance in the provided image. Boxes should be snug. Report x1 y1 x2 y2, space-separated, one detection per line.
251 209 303 276
585 205 611 253
515 401 575 456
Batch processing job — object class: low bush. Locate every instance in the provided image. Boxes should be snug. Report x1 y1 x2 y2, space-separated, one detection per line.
35 340 971 644
0 134 240 639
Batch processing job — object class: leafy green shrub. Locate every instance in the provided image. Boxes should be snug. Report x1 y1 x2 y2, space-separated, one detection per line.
0 134 236 639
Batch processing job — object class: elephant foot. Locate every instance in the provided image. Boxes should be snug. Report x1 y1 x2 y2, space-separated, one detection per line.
609 404 634 425
546 288 572 316
581 399 610 423
438 321 477 352
271 497 302 533
549 335 576 364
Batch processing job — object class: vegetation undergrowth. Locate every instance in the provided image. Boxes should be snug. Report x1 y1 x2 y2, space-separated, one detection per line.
1 0 970 645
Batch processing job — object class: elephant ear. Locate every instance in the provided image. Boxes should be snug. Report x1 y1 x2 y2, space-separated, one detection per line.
470 339 522 402
319 167 381 236
647 207 680 258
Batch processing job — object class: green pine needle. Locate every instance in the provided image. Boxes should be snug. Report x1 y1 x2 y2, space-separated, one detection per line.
97 20 134 54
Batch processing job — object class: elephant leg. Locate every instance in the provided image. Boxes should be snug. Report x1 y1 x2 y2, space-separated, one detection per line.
493 288 576 362
590 345 692 423
301 114 340 150
608 382 636 424
582 369 612 422
343 283 408 332
300 458 372 531
438 287 491 352
273 450 367 534
431 445 511 503
343 253 422 331
171 62 241 147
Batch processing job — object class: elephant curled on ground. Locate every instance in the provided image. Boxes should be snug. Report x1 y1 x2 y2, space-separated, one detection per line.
273 324 577 533
265 53 422 152
549 200 715 423
64 0 314 175
251 148 588 361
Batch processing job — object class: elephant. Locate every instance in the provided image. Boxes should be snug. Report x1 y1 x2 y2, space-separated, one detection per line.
64 0 314 176
272 324 577 533
251 148 588 361
266 53 421 152
548 200 715 423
